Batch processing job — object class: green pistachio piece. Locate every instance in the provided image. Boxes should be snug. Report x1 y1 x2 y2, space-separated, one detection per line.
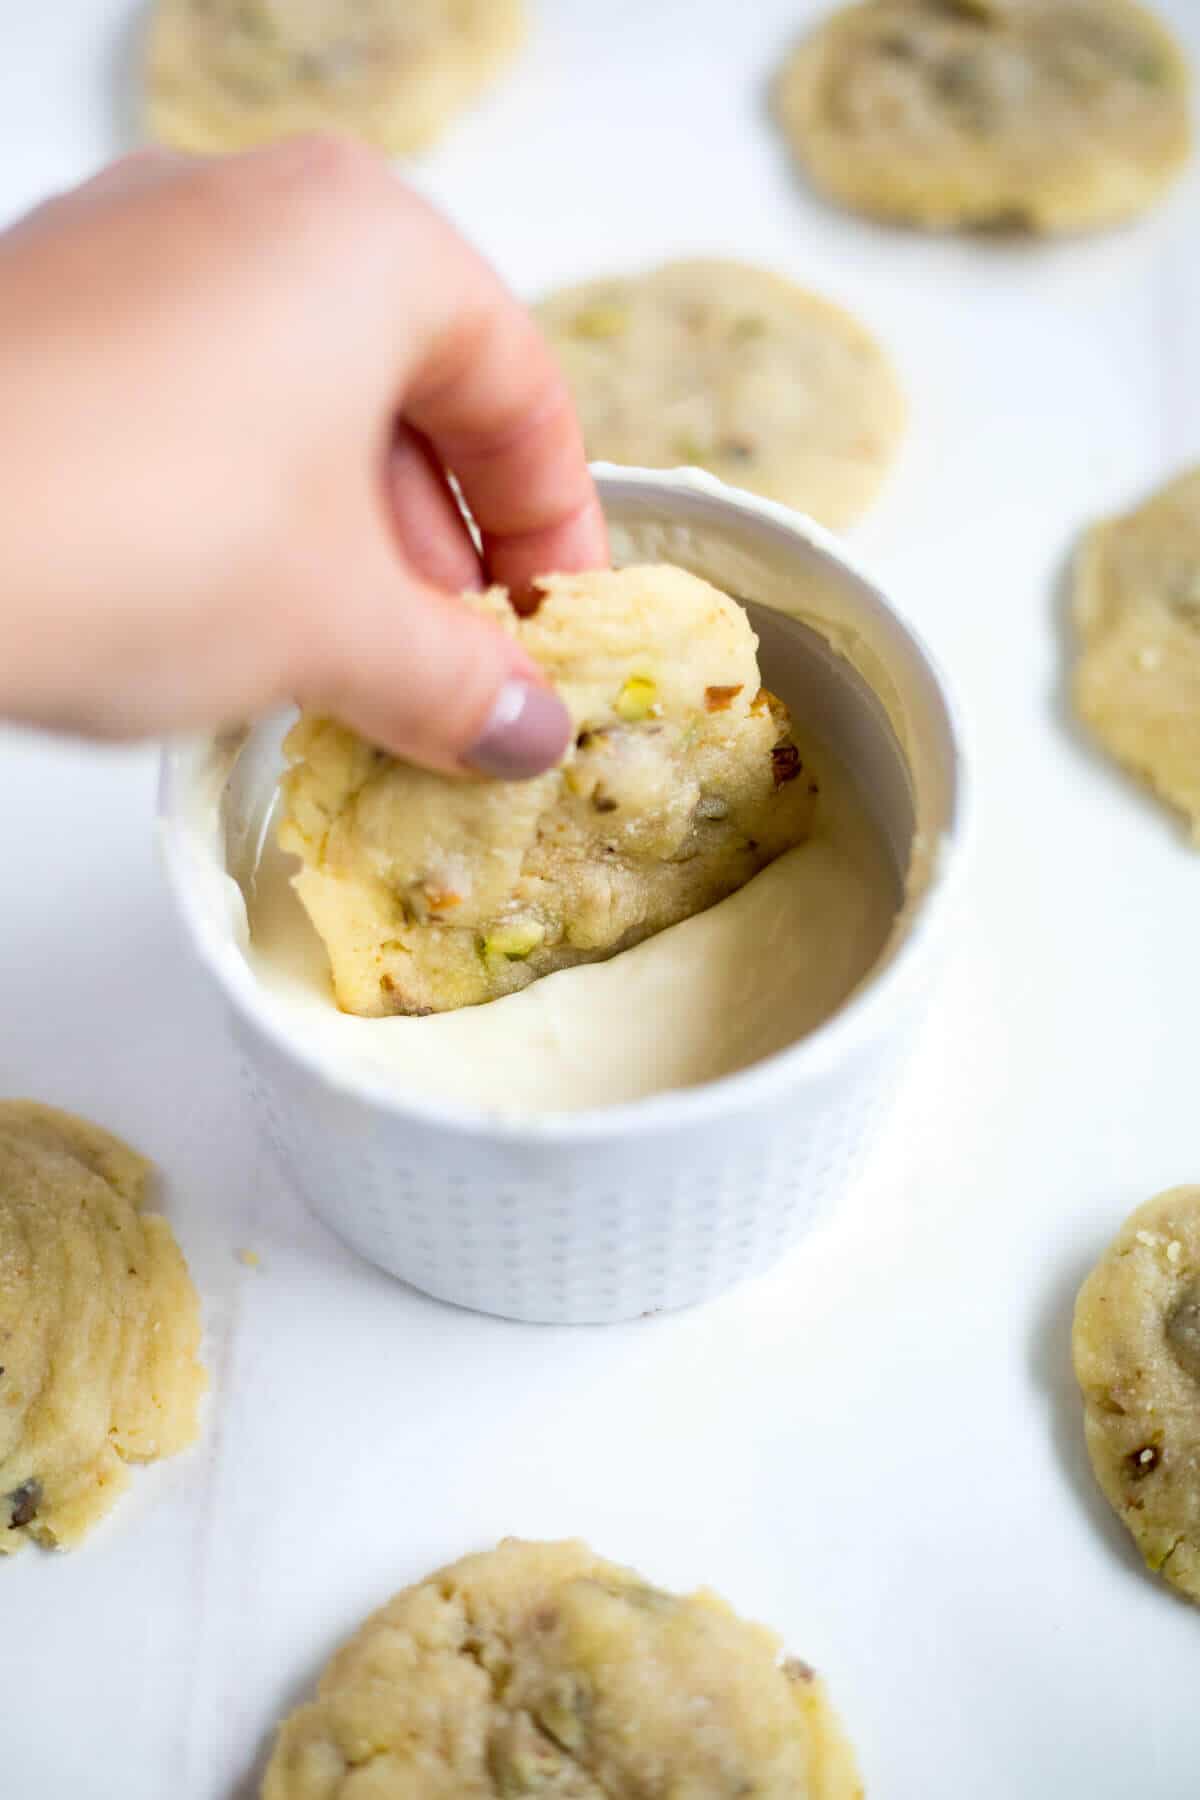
1132 54 1166 85
1167 1286 1200 1383
935 0 996 21
614 675 658 721
491 1742 562 1796
569 304 628 340
483 920 546 960
534 1676 587 1754
671 435 710 467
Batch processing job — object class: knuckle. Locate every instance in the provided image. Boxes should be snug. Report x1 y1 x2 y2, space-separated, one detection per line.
198 131 391 238
270 129 391 213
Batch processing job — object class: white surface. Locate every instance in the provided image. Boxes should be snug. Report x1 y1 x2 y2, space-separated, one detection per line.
2 2 1199 1794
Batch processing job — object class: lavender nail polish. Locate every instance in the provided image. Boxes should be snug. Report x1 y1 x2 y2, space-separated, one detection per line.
464 680 571 779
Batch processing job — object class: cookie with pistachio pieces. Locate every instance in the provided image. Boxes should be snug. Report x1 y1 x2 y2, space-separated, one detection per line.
775 0 1191 235
263 1537 862 1798
0 1102 205 1553
536 259 904 529
278 565 817 1015
1073 465 1200 842
1073 1186 1200 1603
145 0 526 155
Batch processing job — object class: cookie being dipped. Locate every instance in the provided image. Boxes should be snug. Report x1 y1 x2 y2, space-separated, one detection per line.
279 566 817 1016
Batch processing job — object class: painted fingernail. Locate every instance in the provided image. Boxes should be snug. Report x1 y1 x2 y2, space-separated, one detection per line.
464 679 571 779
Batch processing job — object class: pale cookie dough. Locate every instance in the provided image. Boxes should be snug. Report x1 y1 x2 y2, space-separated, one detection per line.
262 1538 863 1798
1073 466 1200 841
145 0 525 156
536 260 904 528
0 1102 206 1553
775 0 1191 235
1073 1187 1200 1603
279 565 817 1016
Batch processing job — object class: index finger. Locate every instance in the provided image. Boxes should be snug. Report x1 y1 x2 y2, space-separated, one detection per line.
400 227 608 591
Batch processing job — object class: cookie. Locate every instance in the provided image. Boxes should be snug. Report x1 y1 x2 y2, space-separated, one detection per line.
145 0 526 156
775 0 1191 235
263 1538 862 1798
1073 466 1200 841
278 565 817 1016
536 260 904 528
1073 1188 1200 1602
0 1102 205 1553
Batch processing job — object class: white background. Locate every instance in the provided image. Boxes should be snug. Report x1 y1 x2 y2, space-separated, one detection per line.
3 2 1200 1794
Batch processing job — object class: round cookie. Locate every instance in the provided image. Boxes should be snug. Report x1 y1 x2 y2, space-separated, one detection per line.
278 565 817 1016
0 1102 206 1553
263 1538 862 1798
536 260 904 528
1073 1187 1200 1603
1073 466 1200 842
775 0 1191 235
145 0 526 156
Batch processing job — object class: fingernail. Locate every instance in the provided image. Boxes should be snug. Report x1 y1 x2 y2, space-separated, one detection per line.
464 679 571 779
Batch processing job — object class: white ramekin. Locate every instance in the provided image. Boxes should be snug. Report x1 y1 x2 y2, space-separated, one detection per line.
158 468 967 1325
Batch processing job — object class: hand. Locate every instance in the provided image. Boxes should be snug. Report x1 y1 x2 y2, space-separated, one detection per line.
0 137 608 775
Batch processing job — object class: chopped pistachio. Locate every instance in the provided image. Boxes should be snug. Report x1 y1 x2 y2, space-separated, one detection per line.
534 1676 588 1754
569 303 628 340
1133 54 1166 85
1167 1286 1200 1383
933 52 987 100
671 435 710 467
935 0 996 21
233 0 278 40
483 920 546 960
729 314 767 342
491 1741 563 1797
1169 567 1200 621
614 675 658 721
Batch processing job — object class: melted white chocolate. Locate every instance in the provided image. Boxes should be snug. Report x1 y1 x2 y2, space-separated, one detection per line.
243 728 898 1114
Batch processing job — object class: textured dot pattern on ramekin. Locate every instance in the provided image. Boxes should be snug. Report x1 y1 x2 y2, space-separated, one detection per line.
233 995 915 1326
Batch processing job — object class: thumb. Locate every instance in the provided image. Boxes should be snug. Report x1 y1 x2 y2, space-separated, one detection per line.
297 566 571 780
